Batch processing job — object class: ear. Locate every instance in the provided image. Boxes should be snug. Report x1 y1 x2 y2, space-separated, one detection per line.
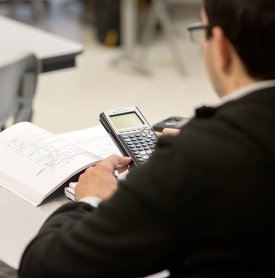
212 27 232 73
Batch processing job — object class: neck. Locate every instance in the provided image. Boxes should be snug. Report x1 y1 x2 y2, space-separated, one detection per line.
224 76 259 97
221 53 260 97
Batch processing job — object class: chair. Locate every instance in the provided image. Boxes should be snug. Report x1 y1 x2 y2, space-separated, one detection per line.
8 0 46 19
0 51 39 130
0 259 17 278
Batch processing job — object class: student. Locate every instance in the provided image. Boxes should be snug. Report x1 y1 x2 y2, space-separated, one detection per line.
19 0 275 277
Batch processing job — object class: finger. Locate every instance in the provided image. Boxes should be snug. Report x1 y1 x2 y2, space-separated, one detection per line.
155 131 162 138
116 164 130 174
118 156 132 166
103 155 132 170
162 128 180 136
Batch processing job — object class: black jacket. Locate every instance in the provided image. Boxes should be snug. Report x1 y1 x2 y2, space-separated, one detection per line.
19 87 275 277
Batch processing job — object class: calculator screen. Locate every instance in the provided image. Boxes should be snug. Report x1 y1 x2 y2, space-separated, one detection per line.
110 112 144 130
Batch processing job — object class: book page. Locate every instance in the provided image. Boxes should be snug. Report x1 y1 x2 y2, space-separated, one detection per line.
58 125 121 158
0 122 101 206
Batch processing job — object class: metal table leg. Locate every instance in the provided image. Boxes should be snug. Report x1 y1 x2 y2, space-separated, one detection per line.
139 0 185 75
111 0 151 75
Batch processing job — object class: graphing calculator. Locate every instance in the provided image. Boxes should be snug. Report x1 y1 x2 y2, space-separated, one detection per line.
99 106 157 165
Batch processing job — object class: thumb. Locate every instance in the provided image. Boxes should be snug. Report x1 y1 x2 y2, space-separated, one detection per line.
119 156 132 166
155 131 162 138
105 155 132 169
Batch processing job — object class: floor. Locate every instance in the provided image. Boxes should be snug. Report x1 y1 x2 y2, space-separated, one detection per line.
0 0 218 134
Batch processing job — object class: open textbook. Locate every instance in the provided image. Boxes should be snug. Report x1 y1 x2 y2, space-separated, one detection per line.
0 122 121 206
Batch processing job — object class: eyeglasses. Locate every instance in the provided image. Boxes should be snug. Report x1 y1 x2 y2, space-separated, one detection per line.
187 22 212 45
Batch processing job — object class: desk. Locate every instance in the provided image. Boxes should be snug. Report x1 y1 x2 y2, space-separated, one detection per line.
0 16 83 73
0 125 170 277
0 125 118 269
0 186 67 268
0 189 170 278
0 188 172 278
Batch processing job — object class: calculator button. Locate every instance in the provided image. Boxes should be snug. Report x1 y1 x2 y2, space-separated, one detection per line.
138 159 144 163
143 155 149 160
147 150 152 154
140 150 146 155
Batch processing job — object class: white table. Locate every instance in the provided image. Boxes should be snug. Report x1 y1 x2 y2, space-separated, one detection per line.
0 15 83 72
0 186 169 278
0 126 120 269
0 186 67 268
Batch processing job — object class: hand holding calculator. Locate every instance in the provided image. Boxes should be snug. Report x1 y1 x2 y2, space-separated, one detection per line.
99 106 157 165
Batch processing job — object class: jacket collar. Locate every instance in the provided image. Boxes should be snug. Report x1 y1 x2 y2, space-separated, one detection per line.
195 80 275 119
218 79 275 106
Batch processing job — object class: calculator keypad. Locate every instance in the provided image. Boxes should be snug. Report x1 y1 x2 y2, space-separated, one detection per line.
122 130 157 164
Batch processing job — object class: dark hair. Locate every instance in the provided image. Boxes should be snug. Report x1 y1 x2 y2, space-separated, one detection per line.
204 0 275 80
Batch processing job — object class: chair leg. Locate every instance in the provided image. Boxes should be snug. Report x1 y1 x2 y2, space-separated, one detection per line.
157 0 185 74
140 0 185 75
